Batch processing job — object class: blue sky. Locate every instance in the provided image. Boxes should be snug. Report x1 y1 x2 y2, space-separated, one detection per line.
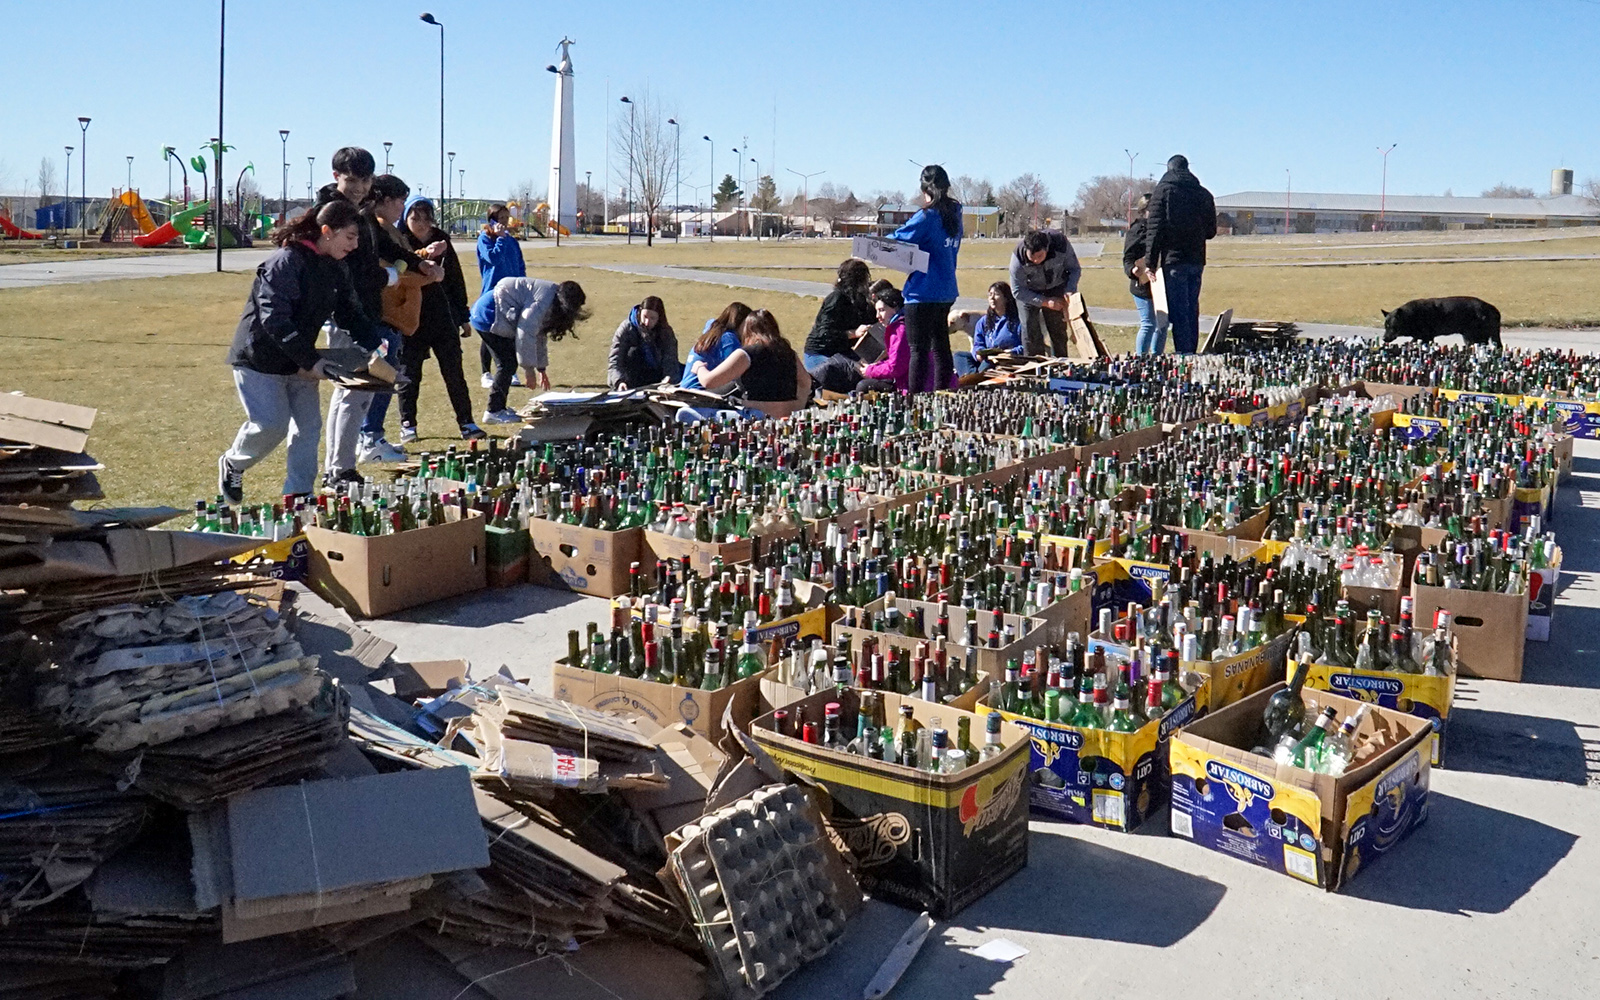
2 0 1597 207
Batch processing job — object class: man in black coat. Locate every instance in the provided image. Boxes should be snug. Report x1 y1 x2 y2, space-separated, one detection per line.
1144 155 1216 353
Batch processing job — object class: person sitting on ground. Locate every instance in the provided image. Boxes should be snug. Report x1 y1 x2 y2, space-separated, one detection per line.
470 276 589 423
476 203 527 388
856 285 960 393
954 282 1023 375
682 301 752 390
692 309 812 419
398 194 483 441
803 258 877 393
1009 228 1082 357
218 200 379 504
607 295 681 390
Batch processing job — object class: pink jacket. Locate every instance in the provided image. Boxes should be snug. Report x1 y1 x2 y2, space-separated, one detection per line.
860 314 960 392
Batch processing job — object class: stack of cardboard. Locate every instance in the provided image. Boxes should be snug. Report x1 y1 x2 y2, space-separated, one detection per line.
0 394 101 507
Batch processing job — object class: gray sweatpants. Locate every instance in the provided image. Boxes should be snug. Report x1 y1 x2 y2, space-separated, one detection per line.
223 367 323 496
322 326 378 477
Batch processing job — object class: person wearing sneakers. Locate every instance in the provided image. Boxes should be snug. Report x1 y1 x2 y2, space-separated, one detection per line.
399 194 483 441
218 200 380 504
476 203 526 388
470 275 589 424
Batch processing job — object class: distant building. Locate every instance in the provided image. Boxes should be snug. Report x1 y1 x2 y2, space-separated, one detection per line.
875 203 1003 238
1217 171 1599 233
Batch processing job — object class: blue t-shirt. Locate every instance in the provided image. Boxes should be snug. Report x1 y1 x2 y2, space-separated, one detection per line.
681 323 743 389
890 205 962 304
469 289 496 332
972 313 1023 355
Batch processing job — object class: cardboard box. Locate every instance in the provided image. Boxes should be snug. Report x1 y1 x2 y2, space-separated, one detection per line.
1297 650 1457 766
1410 581 1526 682
304 508 485 618
851 235 929 274
526 519 641 598
983 676 1210 831
484 524 530 588
1089 621 1295 711
550 658 769 746
750 689 1029 918
1168 683 1433 890
1527 551 1560 643
228 533 310 582
832 597 1051 681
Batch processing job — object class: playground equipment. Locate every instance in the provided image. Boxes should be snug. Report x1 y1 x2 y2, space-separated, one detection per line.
99 190 159 242
0 211 44 239
536 201 570 237
133 202 208 248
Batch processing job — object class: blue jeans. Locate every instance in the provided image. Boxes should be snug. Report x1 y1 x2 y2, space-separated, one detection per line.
1163 263 1204 353
360 326 404 437
953 350 981 376
1133 295 1164 354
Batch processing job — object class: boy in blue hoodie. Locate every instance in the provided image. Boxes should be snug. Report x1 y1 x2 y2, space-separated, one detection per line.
475 204 526 386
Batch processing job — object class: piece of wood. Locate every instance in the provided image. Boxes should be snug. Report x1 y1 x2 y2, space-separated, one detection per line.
1201 308 1234 354
864 910 935 1000
1064 292 1109 359
1150 266 1170 334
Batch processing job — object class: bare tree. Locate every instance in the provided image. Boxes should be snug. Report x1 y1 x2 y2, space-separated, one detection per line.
611 87 676 245
1071 173 1155 229
866 189 906 210
1481 183 1536 198
951 174 994 207
1581 177 1600 206
37 157 58 204
996 174 1052 237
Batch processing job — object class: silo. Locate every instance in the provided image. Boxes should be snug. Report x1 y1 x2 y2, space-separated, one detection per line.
1551 168 1574 196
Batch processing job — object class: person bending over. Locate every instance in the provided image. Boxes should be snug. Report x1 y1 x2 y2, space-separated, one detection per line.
471 277 589 423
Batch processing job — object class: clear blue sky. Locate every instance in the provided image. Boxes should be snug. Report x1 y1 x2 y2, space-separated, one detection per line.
2 0 1596 207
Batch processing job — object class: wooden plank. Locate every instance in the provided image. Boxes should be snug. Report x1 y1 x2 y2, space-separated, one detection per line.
1065 292 1109 359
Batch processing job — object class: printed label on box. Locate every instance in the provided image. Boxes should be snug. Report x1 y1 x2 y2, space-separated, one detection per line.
1339 744 1430 886
1169 741 1327 886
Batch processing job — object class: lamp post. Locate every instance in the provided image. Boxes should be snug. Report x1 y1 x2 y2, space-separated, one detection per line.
307 156 314 201
619 96 634 244
585 170 591 234
382 141 392 173
420 13 445 225
552 164 560 247
278 130 289 221
1123 149 1139 225
749 156 759 239
459 168 464 200
732 144 743 240
1377 143 1397 232
165 146 173 202
64 147 73 231
667 118 680 242
125 155 133 193
702 135 714 242
215 0 225 273
1285 169 1291 235
77 117 90 239
787 168 823 237
447 151 456 202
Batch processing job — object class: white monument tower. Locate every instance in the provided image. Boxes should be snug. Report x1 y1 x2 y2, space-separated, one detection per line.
547 38 577 233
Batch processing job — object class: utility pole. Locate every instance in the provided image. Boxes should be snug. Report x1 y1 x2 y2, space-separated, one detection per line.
787 168 824 237
420 13 445 222
1377 143 1397 232
620 96 634 244
1285 169 1291 235
703 135 714 241
215 0 225 273
1123 149 1139 225
667 118 680 242
279 130 289 221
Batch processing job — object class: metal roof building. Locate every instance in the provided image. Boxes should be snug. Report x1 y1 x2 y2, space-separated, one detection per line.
1216 189 1600 234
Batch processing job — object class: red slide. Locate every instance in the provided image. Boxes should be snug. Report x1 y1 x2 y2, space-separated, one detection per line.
0 211 45 239
133 221 179 248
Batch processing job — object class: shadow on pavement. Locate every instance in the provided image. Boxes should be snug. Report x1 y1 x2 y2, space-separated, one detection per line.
1520 601 1600 689
1344 792 1577 914
387 582 591 627
1446 706 1600 786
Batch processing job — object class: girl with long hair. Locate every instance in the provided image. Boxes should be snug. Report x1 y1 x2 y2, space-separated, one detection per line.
887 165 962 393
607 294 682 390
692 308 812 418
954 281 1022 375
682 301 753 390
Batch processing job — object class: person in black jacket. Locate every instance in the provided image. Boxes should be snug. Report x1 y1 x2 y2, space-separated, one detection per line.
1123 193 1163 354
398 194 483 440
1143 155 1216 353
218 200 379 503
802 259 876 394
607 295 681 389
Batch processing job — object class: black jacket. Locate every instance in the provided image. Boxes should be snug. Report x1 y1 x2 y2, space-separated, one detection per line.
804 287 876 358
607 309 682 389
226 242 379 376
1122 217 1153 300
313 184 423 322
401 223 470 345
1144 167 1217 268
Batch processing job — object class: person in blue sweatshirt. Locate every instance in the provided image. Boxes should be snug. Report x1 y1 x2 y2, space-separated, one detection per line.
887 165 962 394
953 282 1022 375
475 203 526 386
682 301 752 390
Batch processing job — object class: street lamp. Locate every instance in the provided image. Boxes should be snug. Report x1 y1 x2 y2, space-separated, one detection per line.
702 135 714 242
1377 143 1397 232
1285 169 1291 235
215 0 226 273
278 129 289 221
126 155 134 193
447 151 456 202
732 144 743 240
749 156 759 240
459 167 465 203
420 13 445 223
307 156 314 201
77 117 90 239
64 147 73 231
620 96 634 244
382 141 392 173
667 118 680 242
1123 149 1139 225
585 169 591 233
552 164 560 246
787 168 824 237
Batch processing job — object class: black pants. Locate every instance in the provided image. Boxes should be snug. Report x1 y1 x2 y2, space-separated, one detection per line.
480 340 493 375
399 328 475 429
808 353 864 394
1019 298 1070 356
480 330 519 413
904 301 954 395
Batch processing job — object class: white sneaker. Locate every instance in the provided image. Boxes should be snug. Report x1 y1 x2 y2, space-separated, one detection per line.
481 409 520 425
510 373 525 387
399 424 419 444
359 437 408 463
480 372 495 389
